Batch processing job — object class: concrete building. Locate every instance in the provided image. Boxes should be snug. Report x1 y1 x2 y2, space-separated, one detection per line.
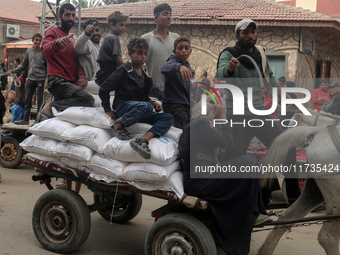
276 0 340 19
79 0 340 99
0 0 42 68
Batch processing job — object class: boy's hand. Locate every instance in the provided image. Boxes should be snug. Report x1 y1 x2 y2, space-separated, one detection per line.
106 111 117 120
179 65 192 81
153 102 162 112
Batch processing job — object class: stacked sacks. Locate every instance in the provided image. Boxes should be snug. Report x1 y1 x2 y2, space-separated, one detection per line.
20 106 185 198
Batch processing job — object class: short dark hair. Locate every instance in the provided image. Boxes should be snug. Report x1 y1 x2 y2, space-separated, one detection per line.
202 70 208 77
32 33 42 41
127 37 149 53
83 19 99 30
59 3 75 16
14 57 20 64
154 3 172 17
278 77 286 83
107 11 129 26
320 79 328 84
174 36 191 50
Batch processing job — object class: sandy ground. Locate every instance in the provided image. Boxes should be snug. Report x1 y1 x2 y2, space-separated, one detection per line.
0 164 330 255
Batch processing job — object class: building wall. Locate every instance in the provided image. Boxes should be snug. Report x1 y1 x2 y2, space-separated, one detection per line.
0 20 40 63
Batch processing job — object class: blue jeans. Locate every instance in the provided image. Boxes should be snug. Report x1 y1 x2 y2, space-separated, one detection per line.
116 101 174 137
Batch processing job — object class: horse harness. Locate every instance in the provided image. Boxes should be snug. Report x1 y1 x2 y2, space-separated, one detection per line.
312 115 340 126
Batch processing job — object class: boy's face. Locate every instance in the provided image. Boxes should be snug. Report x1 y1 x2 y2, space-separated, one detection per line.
110 21 126 36
173 41 192 62
155 10 172 28
129 48 149 67
32 37 42 49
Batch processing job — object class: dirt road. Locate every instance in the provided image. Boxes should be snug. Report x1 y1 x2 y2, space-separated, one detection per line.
0 164 327 254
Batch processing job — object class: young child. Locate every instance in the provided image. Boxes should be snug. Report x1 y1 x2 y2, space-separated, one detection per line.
161 36 193 128
96 11 129 86
99 38 174 159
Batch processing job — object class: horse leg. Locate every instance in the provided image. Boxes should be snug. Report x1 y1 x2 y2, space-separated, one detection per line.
315 178 340 255
257 178 324 255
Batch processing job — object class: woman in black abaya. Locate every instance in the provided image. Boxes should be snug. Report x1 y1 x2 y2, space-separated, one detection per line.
178 103 266 255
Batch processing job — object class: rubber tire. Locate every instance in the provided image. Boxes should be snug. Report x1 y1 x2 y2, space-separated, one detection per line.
145 213 217 255
93 192 142 224
0 136 22 168
32 188 91 254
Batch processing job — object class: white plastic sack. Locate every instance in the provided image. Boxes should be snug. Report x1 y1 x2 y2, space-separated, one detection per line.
26 152 61 165
20 135 58 156
89 171 119 183
86 153 127 178
129 171 184 199
101 136 178 165
28 118 76 141
59 157 88 172
126 123 182 143
63 125 113 152
52 107 114 129
54 141 94 162
122 161 180 182
84 80 100 95
91 94 115 108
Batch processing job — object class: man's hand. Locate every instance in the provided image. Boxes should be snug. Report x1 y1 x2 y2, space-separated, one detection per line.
227 57 239 73
6 70 11 75
58 34 74 47
84 22 96 37
179 65 192 81
153 102 162 112
106 111 117 120
214 105 226 119
77 78 88 89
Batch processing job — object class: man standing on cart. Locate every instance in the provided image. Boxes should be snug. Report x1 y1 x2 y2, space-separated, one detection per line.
39 3 94 122
216 19 301 205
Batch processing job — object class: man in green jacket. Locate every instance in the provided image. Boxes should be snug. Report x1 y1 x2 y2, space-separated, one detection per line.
216 19 300 205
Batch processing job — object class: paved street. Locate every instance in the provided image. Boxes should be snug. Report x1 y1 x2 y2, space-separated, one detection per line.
0 164 327 255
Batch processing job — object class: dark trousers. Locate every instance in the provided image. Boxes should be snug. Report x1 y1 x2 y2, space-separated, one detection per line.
226 114 301 200
163 104 190 129
48 77 94 112
24 79 44 122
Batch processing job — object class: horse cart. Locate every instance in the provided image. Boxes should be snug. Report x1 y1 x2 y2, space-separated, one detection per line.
23 151 340 255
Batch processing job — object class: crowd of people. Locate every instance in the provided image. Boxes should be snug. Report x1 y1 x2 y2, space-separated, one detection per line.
1 2 339 254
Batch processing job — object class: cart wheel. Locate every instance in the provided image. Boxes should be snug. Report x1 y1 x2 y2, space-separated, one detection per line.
145 213 217 255
32 188 91 253
0 136 22 168
93 192 142 224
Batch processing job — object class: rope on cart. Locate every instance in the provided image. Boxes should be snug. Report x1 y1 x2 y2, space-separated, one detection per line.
110 182 120 225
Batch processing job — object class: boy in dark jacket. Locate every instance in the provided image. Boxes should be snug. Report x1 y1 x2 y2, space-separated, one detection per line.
99 37 174 159
161 36 192 128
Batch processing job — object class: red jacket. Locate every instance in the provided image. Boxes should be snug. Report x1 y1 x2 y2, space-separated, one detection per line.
312 88 330 112
41 27 85 83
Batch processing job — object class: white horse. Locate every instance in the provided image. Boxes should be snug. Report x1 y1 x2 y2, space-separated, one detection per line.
258 125 340 255
290 110 340 127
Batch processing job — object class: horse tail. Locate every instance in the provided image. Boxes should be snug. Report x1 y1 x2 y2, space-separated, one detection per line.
260 126 324 166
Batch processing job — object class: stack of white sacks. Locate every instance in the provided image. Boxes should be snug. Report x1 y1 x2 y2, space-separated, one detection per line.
20 81 185 198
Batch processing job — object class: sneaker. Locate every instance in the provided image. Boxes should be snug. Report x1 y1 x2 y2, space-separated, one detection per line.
14 120 29 125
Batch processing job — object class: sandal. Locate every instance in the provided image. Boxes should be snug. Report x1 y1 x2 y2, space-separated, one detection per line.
130 138 151 159
111 120 132 140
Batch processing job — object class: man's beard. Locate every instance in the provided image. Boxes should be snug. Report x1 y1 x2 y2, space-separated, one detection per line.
91 35 101 44
239 38 257 50
61 18 75 31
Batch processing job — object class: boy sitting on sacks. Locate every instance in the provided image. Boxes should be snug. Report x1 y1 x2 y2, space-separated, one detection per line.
99 37 174 159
